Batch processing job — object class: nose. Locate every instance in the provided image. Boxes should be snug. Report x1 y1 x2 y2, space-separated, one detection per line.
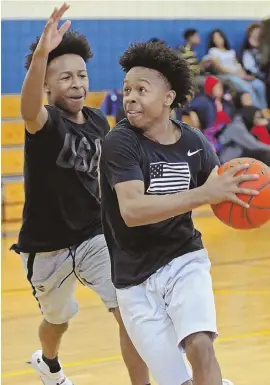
124 90 137 104
71 76 82 89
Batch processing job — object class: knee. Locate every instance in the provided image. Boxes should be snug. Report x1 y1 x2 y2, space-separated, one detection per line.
184 332 215 368
43 319 69 334
253 79 266 93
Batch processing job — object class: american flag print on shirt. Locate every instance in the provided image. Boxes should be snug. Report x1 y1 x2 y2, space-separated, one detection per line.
147 162 191 195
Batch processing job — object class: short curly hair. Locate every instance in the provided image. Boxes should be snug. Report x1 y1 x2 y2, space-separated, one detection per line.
25 30 93 70
119 42 194 109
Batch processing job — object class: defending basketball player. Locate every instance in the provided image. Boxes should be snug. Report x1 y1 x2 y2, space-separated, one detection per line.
100 42 260 385
10 4 150 385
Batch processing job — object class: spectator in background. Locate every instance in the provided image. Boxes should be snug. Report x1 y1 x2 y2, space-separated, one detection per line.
178 29 214 90
187 75 234 130
100 89 123 117
240 23 266 82
233 91 253 111
240 105 270 145
259 18 270 107
218 106 270 165
207 29 267 108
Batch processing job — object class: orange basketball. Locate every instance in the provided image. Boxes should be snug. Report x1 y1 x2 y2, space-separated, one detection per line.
211 158 270 229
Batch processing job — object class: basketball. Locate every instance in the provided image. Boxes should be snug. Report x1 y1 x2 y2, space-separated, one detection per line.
211 158 270 229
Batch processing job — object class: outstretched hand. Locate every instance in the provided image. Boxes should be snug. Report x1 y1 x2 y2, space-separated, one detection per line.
36 3 71 56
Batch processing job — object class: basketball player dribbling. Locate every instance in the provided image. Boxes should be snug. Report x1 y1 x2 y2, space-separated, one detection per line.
100 42 260 385
10 4 150 385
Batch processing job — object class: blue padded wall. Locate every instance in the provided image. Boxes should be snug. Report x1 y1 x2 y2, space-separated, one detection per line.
1 19 253 94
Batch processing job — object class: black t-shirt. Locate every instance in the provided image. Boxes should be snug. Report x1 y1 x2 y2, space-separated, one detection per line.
100 119 220 289
12 106 110 253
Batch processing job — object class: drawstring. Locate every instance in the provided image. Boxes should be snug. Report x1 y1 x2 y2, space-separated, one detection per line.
58 246 86 288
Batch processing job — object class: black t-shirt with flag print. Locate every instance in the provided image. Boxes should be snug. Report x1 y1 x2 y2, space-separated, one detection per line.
100 119 220 289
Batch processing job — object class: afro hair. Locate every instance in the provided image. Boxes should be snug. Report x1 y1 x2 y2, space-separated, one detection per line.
119 42 195 109
25 30 93 70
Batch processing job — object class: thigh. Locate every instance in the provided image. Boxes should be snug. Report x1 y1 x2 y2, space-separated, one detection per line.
165 249 218 348
116 283 192 385
251 78 266 92
21 249 78 324
76 235 118 310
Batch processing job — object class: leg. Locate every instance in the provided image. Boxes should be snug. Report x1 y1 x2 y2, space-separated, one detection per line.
219 74 261 107
185 332 222 385
250 78 268 109
39 319 68 360
116 279 192 385
165 249 221 385
77 235 149 385
21 249 78 383
112 307 150 385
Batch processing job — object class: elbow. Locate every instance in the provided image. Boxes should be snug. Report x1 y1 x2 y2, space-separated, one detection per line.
120 204 141 227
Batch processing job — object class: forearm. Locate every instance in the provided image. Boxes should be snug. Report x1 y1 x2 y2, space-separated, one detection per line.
21 51 48 120
122 187 208 227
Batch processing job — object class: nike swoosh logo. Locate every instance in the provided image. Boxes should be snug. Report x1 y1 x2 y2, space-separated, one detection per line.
187 149 203 156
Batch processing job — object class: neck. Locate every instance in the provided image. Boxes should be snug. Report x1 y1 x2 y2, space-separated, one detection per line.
143 116 180 145
52 102 85 124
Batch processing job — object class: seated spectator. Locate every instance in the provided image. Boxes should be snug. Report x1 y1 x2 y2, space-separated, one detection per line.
187 76 234 130
100 89 123 117
218 107 270 165
259 18 270 107
240 105 270 145
233 91 253 111
178 29 215 90
240 23 266 82
207 29 267 108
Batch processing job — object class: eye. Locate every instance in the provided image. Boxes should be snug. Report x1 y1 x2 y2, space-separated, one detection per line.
124 87 131 93
61 76 70 80
80 74 87 78
139 87 146 93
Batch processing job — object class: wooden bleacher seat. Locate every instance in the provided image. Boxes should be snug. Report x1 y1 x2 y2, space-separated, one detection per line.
2 203 23 222
1 148 24 176
2 179 24 204
2 121 25 146
1 92 107 120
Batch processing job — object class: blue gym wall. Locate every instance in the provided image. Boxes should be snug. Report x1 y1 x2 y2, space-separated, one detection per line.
1 19 254 94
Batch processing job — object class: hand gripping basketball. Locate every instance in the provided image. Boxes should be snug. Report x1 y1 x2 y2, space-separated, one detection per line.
207 158 270 229
203 163 259 209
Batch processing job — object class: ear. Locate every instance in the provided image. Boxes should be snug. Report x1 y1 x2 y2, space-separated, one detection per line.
164 90 176 107
44 82 50 93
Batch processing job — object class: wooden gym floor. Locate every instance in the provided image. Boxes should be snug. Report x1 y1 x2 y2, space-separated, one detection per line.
2 213 270 385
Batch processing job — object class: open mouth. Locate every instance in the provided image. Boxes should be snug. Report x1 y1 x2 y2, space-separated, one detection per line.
69 96 84 100
127 111 142 117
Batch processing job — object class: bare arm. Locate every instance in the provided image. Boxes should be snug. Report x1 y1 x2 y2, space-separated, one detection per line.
115 180 207 227
21 52 49 134
21 3 71 134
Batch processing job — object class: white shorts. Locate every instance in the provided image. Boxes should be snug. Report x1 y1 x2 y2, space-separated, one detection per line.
116 249 218 385
21 234 118 324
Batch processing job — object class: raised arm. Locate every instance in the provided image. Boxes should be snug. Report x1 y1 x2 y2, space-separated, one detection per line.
21 3 71 134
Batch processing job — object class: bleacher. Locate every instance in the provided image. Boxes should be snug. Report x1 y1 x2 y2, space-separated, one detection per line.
1 92 117 223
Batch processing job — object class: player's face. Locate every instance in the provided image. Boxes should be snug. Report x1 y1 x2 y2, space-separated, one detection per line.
123 67 175 129
45 54 89 114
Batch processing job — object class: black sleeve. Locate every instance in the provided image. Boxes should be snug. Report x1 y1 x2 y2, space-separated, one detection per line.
197 129 221 186
101 128 144 189
25 105 59 141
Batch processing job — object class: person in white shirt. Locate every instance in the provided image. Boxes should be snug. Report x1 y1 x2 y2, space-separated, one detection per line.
207 29 267 109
